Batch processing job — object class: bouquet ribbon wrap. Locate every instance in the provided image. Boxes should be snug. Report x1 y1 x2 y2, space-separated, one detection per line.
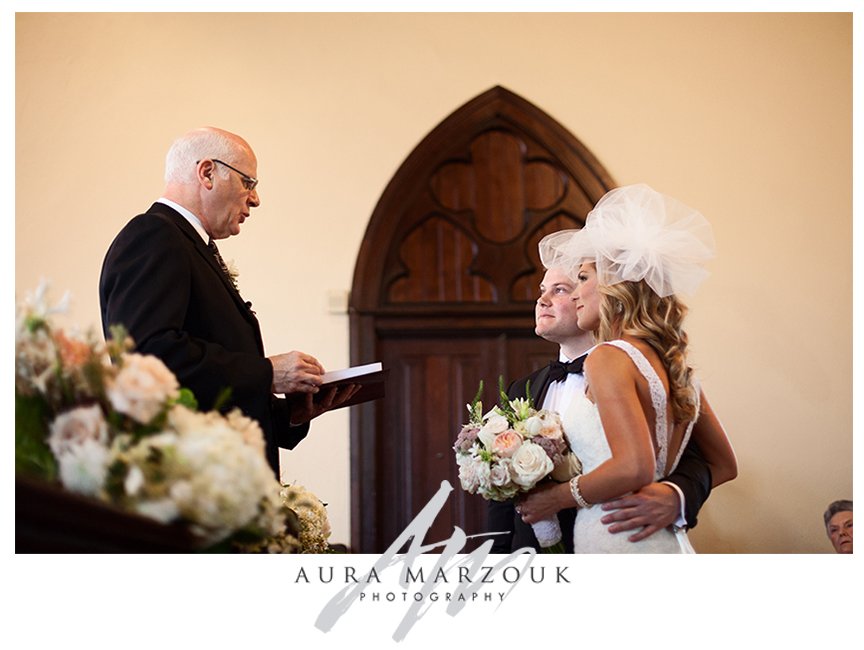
531 517 563 549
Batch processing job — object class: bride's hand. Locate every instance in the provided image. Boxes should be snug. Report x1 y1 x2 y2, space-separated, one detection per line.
517 482 572 525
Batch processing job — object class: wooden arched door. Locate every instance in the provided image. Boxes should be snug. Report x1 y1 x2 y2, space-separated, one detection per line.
349 86 615 553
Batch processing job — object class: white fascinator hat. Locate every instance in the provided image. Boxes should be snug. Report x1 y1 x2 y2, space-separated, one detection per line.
539 184 715 298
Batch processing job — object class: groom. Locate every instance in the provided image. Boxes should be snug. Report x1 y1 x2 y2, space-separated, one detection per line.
488 266 714 552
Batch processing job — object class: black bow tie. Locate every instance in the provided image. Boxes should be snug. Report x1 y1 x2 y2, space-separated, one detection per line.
547 355 587 383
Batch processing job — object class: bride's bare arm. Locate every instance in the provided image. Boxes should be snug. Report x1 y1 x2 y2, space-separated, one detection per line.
690 391 737 487
575 346 659 503
517 348 657 524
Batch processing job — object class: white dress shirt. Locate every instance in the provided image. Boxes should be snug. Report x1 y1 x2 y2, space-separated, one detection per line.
157 197 209 243
539 351 587 415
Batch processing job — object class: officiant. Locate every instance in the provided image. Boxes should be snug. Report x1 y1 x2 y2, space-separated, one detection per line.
99 126 355 476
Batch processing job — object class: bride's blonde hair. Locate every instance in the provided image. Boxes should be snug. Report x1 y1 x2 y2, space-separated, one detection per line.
596 279 698 424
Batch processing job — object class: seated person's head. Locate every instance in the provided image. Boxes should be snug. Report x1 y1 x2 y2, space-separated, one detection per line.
823 500 853 554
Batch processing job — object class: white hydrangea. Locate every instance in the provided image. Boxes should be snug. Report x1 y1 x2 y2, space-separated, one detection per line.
119 406 281 545
56 439 111 497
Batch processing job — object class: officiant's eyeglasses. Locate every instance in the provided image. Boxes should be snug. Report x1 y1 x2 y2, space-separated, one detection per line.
199 158 259 191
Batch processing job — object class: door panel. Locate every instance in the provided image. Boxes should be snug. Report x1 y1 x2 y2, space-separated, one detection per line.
350 86 613 552
374 333 557 552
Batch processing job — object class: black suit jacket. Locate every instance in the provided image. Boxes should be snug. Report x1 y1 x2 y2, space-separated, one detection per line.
487 362 714 553
99 203 308 475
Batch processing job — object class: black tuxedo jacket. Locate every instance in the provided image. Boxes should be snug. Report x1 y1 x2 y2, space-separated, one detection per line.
99 203 308 475
487 362 714 553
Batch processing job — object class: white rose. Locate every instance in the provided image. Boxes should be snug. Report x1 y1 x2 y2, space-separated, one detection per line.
478 413 509 448
47 405 108 457
510 441 553 488
107 353 179 423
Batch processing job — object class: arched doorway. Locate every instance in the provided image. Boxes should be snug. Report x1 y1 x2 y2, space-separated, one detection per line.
349 86 615 552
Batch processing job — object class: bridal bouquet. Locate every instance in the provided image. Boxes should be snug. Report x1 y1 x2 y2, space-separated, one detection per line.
15 283 324 552
453 379 581 551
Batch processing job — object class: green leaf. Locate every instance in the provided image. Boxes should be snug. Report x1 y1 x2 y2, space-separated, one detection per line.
468 380 484 424
14 392 57 481
174 388 198 410
212 387 233 412
103 459 129 501
498 375 509 410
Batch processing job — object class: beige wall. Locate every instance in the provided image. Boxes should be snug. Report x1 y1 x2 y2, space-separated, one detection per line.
15 12 852 553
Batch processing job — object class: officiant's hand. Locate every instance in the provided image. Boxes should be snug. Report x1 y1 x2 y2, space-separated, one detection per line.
599 482 680 542
287 383 361 425
269 351 325 394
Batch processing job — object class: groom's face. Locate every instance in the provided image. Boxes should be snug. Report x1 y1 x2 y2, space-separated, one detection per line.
535 268 581 343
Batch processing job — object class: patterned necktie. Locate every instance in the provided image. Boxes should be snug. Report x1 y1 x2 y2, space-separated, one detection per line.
547 354 587 383
208 238 232 281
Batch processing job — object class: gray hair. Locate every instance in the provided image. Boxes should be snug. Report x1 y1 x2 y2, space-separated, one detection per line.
823 499 852 529
164 128 239 184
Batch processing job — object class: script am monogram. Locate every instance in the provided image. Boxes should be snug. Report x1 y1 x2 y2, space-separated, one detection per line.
315 480 543 641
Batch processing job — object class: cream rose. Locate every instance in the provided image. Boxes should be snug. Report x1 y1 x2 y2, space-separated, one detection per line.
107 353 179 423
524 410 564 440
551 452 584 482
489 458 512 487
477 413 509 448
510 441 553 488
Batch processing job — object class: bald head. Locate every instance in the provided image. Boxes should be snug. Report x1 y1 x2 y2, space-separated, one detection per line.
164 127 253 185
161 127 260 240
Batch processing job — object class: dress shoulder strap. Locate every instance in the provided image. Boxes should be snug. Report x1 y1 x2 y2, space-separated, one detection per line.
669 378 701 472
597 340 670 478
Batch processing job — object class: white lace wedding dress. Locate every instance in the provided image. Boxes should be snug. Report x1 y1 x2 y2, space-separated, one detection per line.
563 340 697 553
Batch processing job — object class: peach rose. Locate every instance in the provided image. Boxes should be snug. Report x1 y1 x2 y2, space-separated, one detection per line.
107 353 179 423
491 430 523 458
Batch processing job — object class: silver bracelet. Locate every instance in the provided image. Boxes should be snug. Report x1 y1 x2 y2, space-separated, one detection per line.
569 475 591 508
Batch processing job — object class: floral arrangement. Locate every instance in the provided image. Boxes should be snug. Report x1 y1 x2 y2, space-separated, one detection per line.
15 283 329 552
453 379 581 551
280 483 332 553
241 483 333 554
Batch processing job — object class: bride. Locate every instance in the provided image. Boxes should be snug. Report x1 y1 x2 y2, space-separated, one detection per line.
518 184 738 553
